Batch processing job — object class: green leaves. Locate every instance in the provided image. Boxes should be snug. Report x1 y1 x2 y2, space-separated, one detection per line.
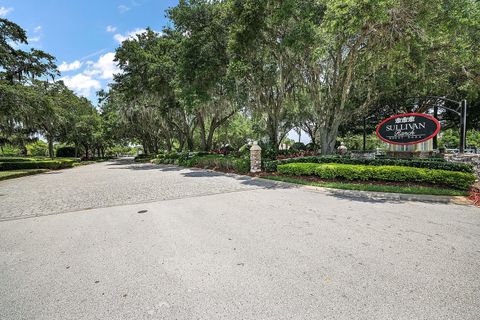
278 162 476 190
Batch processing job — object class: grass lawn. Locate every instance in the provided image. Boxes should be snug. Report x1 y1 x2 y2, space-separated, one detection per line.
263 175 469 197
0 169 48 181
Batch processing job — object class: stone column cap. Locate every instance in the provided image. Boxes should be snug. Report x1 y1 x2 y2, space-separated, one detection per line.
250 141 262 151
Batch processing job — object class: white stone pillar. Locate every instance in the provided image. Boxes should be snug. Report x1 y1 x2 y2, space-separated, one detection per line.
250 141 262 173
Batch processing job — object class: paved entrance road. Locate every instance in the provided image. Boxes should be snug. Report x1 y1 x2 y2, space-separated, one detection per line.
0 159 479 319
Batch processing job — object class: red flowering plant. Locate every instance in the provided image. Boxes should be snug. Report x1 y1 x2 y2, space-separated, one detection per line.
276 151 318 160
468 184 480 207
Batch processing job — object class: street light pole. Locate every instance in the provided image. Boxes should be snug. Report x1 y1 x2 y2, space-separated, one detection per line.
459 100 467 153
363 117 367 151
433 106 438 150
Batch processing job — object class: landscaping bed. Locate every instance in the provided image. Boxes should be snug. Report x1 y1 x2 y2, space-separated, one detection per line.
0 158 76 171
262 174 469 197
0 157 100 181
149 151 477 197
264 155 474 173
0 169 48 181
277 163 475 190
153 152 250 173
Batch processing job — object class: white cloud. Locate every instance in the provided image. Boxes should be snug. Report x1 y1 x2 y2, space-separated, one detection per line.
28 26 43 43
58 60 83 72
85 52 120 80
106 25 117 33
28 36 41 43
61 73 102 97
118 5 130 13
0 7 13 17
113 28 147 43
60 52 121 97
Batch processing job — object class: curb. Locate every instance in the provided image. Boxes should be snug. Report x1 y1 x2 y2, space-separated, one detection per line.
154 164 472 206
255 177 471 206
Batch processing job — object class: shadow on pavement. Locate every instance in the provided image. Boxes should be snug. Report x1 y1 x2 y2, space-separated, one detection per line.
108 164 185 171
105 160 438 199
106 158 135 166
182 171 225 178
325 190 403 204
322 188 452 205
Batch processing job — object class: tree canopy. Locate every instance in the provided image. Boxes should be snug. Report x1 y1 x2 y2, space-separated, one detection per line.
1 0 479 157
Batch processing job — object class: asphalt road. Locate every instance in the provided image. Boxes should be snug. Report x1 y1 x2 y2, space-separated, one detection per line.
0 159 479 319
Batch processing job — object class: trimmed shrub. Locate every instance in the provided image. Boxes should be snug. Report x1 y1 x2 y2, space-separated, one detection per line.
0 157 37 162
189 154 250 173
0 159 75 171
56 146 76 158
27 141 49 157
290 142 307 151
134 154 157 162
154 153 250 174
277 163 476 190
265 155 473 173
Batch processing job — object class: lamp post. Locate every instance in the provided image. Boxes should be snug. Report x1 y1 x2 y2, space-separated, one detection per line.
407 96 468 153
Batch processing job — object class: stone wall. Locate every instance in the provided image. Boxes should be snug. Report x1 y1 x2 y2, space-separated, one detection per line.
445 154 480 179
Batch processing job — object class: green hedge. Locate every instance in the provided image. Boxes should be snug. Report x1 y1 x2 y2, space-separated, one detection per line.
0 157 38 162
0 159 75 171
265 156 473 173
189 155 250 173
154 153 250 174
277 163 476 190
134 154 157 162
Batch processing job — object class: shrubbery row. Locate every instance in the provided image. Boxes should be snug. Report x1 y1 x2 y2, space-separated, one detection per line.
265 155 473 173
277 163 476 190
153 152 250 173
0 159 75 171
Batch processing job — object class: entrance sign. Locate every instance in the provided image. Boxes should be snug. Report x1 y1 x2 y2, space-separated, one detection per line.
376 113 440 145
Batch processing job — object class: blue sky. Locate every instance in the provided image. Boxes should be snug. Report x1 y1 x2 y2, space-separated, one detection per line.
0 0 308 143
0 0 178 101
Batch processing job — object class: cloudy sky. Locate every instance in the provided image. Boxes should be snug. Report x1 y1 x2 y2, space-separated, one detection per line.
0 0 177 101
1 0 308 142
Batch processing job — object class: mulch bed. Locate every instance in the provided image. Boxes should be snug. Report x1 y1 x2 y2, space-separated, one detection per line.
259 172 455 189
191 165 480 205
468 183 480 207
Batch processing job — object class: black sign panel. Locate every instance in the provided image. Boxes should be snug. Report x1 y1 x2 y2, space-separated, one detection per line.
376 113 440 145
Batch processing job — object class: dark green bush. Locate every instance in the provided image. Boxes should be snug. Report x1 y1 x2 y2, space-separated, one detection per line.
56 146 76 158
156 152 196 166
277 163 476 190
0 159 75 171
155 153 250 174
265 155 473 173
290 142 307 151
134 154 157 162
0 157 37 162
189 154 250 173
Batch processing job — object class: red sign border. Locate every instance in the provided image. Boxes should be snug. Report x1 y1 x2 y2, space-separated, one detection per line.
376 113 441 145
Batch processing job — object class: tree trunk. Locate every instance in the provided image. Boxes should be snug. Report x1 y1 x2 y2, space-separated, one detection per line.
319 124 340 155
47 137 54 159
83 144 89 159
206 127 216 152
74 143 79 158
186 135 194 152
20 144 28 157
198 117 208 151
267 115 279 153
165 138 172 152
